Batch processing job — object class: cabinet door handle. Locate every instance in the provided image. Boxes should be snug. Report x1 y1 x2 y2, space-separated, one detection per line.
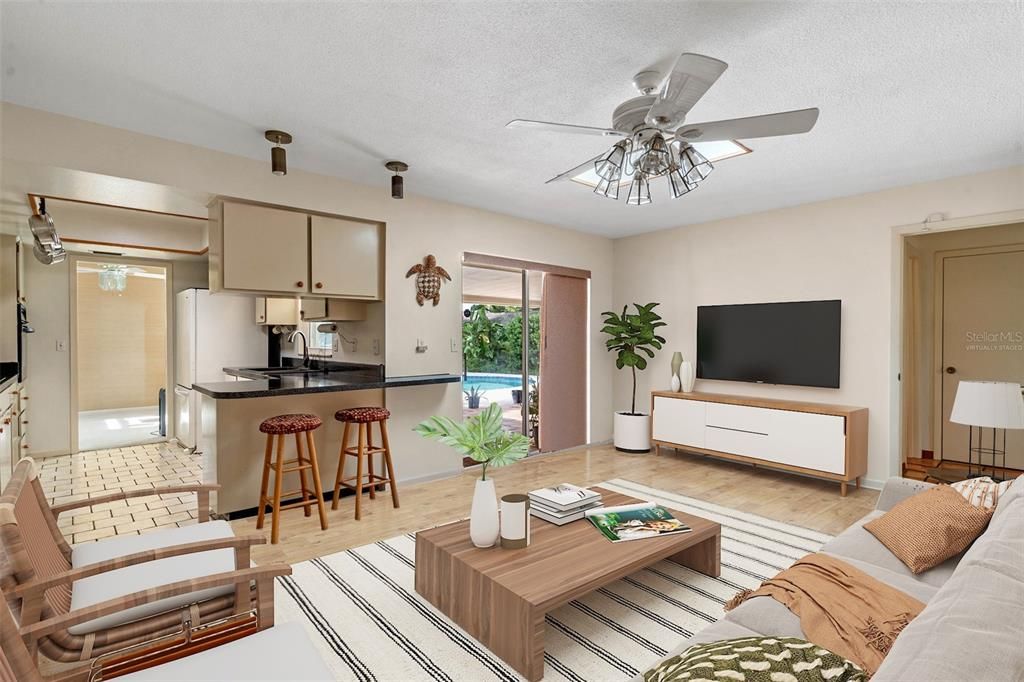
315 282 324 289
296 281 305 288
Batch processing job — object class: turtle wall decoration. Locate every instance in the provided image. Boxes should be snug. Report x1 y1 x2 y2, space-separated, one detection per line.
405 254 451 306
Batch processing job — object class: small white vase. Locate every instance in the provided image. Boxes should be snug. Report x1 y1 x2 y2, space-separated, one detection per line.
670 374 681 392
679 361 696 393
469 478 499 548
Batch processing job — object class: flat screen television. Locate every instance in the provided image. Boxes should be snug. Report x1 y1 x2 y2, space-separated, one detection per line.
697 300 841 388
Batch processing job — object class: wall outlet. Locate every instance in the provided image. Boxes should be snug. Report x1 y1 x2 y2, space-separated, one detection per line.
450 337 459 352
372 339 381 356
56 340 66 352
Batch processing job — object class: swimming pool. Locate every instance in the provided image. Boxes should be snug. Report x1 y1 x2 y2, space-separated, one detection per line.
462 373 532 392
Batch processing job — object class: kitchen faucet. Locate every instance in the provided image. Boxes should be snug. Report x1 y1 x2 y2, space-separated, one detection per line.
287 329 309 367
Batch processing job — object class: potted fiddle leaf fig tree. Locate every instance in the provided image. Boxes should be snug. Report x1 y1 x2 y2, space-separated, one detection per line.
601 302 666 453
415 403 530 547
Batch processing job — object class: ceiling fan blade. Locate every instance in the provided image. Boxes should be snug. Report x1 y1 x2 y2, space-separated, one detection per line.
506 119 624 137
645 53 728 127
675 108 820 142
545 155 603 184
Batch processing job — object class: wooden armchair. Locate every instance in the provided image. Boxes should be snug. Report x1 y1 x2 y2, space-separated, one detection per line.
0 570 334 682
0 457 276 665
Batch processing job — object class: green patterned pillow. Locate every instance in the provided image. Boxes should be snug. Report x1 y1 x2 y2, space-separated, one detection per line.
644 636 867 682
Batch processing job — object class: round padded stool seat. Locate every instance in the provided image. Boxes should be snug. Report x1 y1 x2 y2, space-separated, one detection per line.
334 406 391 423
259 413 322 435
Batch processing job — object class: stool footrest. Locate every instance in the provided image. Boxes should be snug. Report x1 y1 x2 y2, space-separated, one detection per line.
339 474 391 489
342 446 387 456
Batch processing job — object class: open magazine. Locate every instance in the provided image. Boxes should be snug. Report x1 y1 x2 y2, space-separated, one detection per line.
585 502 691 542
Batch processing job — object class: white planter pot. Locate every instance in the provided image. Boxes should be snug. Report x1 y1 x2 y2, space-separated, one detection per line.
469 478 499 548
614 412 651 453
679 361 696 393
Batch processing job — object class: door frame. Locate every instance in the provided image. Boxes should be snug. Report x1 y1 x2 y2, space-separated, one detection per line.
932 243 1024 460
69 254 174 454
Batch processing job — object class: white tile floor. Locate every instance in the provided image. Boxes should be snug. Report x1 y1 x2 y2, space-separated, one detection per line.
37 442 203 544
78 405 165 451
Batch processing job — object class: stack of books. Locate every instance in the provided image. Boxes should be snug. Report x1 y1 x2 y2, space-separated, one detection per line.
528 483 603 525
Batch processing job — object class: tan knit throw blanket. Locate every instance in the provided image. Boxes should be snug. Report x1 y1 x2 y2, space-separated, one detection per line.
725 553 925 676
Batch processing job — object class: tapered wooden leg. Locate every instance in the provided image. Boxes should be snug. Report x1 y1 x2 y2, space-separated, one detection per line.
355 424 366 520
855 477 861 490
367 426 377 500
256 434 274 530
295 432 311 517
379 419 400 508
271 435 286 544
332 421 350 510
306 430 328 531
840 481 848 497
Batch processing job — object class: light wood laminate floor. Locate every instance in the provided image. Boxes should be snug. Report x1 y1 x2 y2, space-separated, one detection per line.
236 444 879 566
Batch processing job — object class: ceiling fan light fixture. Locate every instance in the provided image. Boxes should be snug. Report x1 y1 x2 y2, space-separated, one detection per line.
636 132 672 177
626 171 651 206
265 130 292 176
594 139 630 181
678 143 713 185
594 171 621 200
668 165 697 199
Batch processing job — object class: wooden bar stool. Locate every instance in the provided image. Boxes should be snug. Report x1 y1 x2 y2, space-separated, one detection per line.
256 413 328 544
332 406 400 520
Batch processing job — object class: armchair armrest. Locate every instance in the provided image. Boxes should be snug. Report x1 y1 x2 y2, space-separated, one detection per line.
51 483 221 522
875 477 936 511
11 535 267 601
20 564 291 645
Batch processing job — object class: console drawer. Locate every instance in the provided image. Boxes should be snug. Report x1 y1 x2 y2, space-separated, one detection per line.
705 425 771 460
705 402 772 434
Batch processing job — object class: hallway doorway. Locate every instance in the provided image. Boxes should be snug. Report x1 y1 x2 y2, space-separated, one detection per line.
73 258 171 451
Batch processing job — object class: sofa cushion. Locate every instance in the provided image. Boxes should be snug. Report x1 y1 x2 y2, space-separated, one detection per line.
950 476 1013 508
872 495 1024 681
821 510 962 588
863 486 992 574
632 620 763 682
991 474 1024 526
121 622 333 681
69 521 236 635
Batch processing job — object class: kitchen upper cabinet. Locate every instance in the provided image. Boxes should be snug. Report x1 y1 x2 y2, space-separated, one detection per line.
300 298 368 322
210 200 383 300
213 201 310 295
310 216 382 300
254 298 301 326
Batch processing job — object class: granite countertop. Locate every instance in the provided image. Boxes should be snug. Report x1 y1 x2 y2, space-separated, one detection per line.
192 361 460 399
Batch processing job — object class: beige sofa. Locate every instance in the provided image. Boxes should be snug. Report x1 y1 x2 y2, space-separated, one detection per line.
641 476 1024 680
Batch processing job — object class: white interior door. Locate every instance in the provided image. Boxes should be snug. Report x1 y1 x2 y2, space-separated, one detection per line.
939 248 1024 469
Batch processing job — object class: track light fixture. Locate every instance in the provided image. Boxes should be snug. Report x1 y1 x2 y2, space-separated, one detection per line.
385 161 408 199
264 130 292 176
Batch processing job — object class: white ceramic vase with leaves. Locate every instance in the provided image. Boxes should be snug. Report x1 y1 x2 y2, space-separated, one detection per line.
415 403 530 548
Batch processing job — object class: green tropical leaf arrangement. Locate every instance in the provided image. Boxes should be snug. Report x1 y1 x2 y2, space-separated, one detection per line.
601 302 667 415
414 403 530 480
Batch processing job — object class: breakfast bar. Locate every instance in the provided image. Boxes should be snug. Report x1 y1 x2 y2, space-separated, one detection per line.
192 362 459 517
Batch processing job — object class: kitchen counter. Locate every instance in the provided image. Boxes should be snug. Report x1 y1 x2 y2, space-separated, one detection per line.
193 365 459 399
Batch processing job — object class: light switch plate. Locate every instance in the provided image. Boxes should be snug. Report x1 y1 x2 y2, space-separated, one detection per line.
450 337 459 352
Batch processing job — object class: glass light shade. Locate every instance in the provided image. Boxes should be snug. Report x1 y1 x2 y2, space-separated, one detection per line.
594 170 620 200
99 265 127 292
950 381 1024 428
626 172 651 205
678 143 713 185
636 133 672 177
667 165 696 199
595 140 630 181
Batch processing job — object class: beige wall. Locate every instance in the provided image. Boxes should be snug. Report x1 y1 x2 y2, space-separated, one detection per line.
2 104 615 479
76 266 167 411
613 166 1023 487
903 223 1024 455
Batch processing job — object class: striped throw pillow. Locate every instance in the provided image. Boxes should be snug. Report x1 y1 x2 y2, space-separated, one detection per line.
950 477 1013 508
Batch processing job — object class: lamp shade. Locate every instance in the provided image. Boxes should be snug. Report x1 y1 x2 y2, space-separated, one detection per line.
949 381 1024 429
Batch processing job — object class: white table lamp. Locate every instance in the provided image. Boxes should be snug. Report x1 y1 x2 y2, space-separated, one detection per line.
950 381 1024 480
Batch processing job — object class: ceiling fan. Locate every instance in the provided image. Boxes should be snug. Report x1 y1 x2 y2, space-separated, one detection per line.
507 53 819 205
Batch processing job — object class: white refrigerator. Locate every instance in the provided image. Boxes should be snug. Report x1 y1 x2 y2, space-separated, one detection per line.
174 289 267 450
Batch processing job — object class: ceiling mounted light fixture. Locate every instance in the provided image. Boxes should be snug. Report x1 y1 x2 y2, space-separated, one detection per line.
264 130 292 176
385 161 408 199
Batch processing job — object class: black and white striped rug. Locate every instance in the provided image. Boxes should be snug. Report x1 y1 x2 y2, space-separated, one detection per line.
275 479 832 681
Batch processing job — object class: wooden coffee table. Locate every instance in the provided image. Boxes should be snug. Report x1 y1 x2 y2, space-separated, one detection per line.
414 487 721 681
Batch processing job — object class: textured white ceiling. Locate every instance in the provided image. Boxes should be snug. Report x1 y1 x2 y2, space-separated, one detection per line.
1 2 1021 238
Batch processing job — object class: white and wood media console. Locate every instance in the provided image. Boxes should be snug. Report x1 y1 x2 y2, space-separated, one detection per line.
651 391 868 496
